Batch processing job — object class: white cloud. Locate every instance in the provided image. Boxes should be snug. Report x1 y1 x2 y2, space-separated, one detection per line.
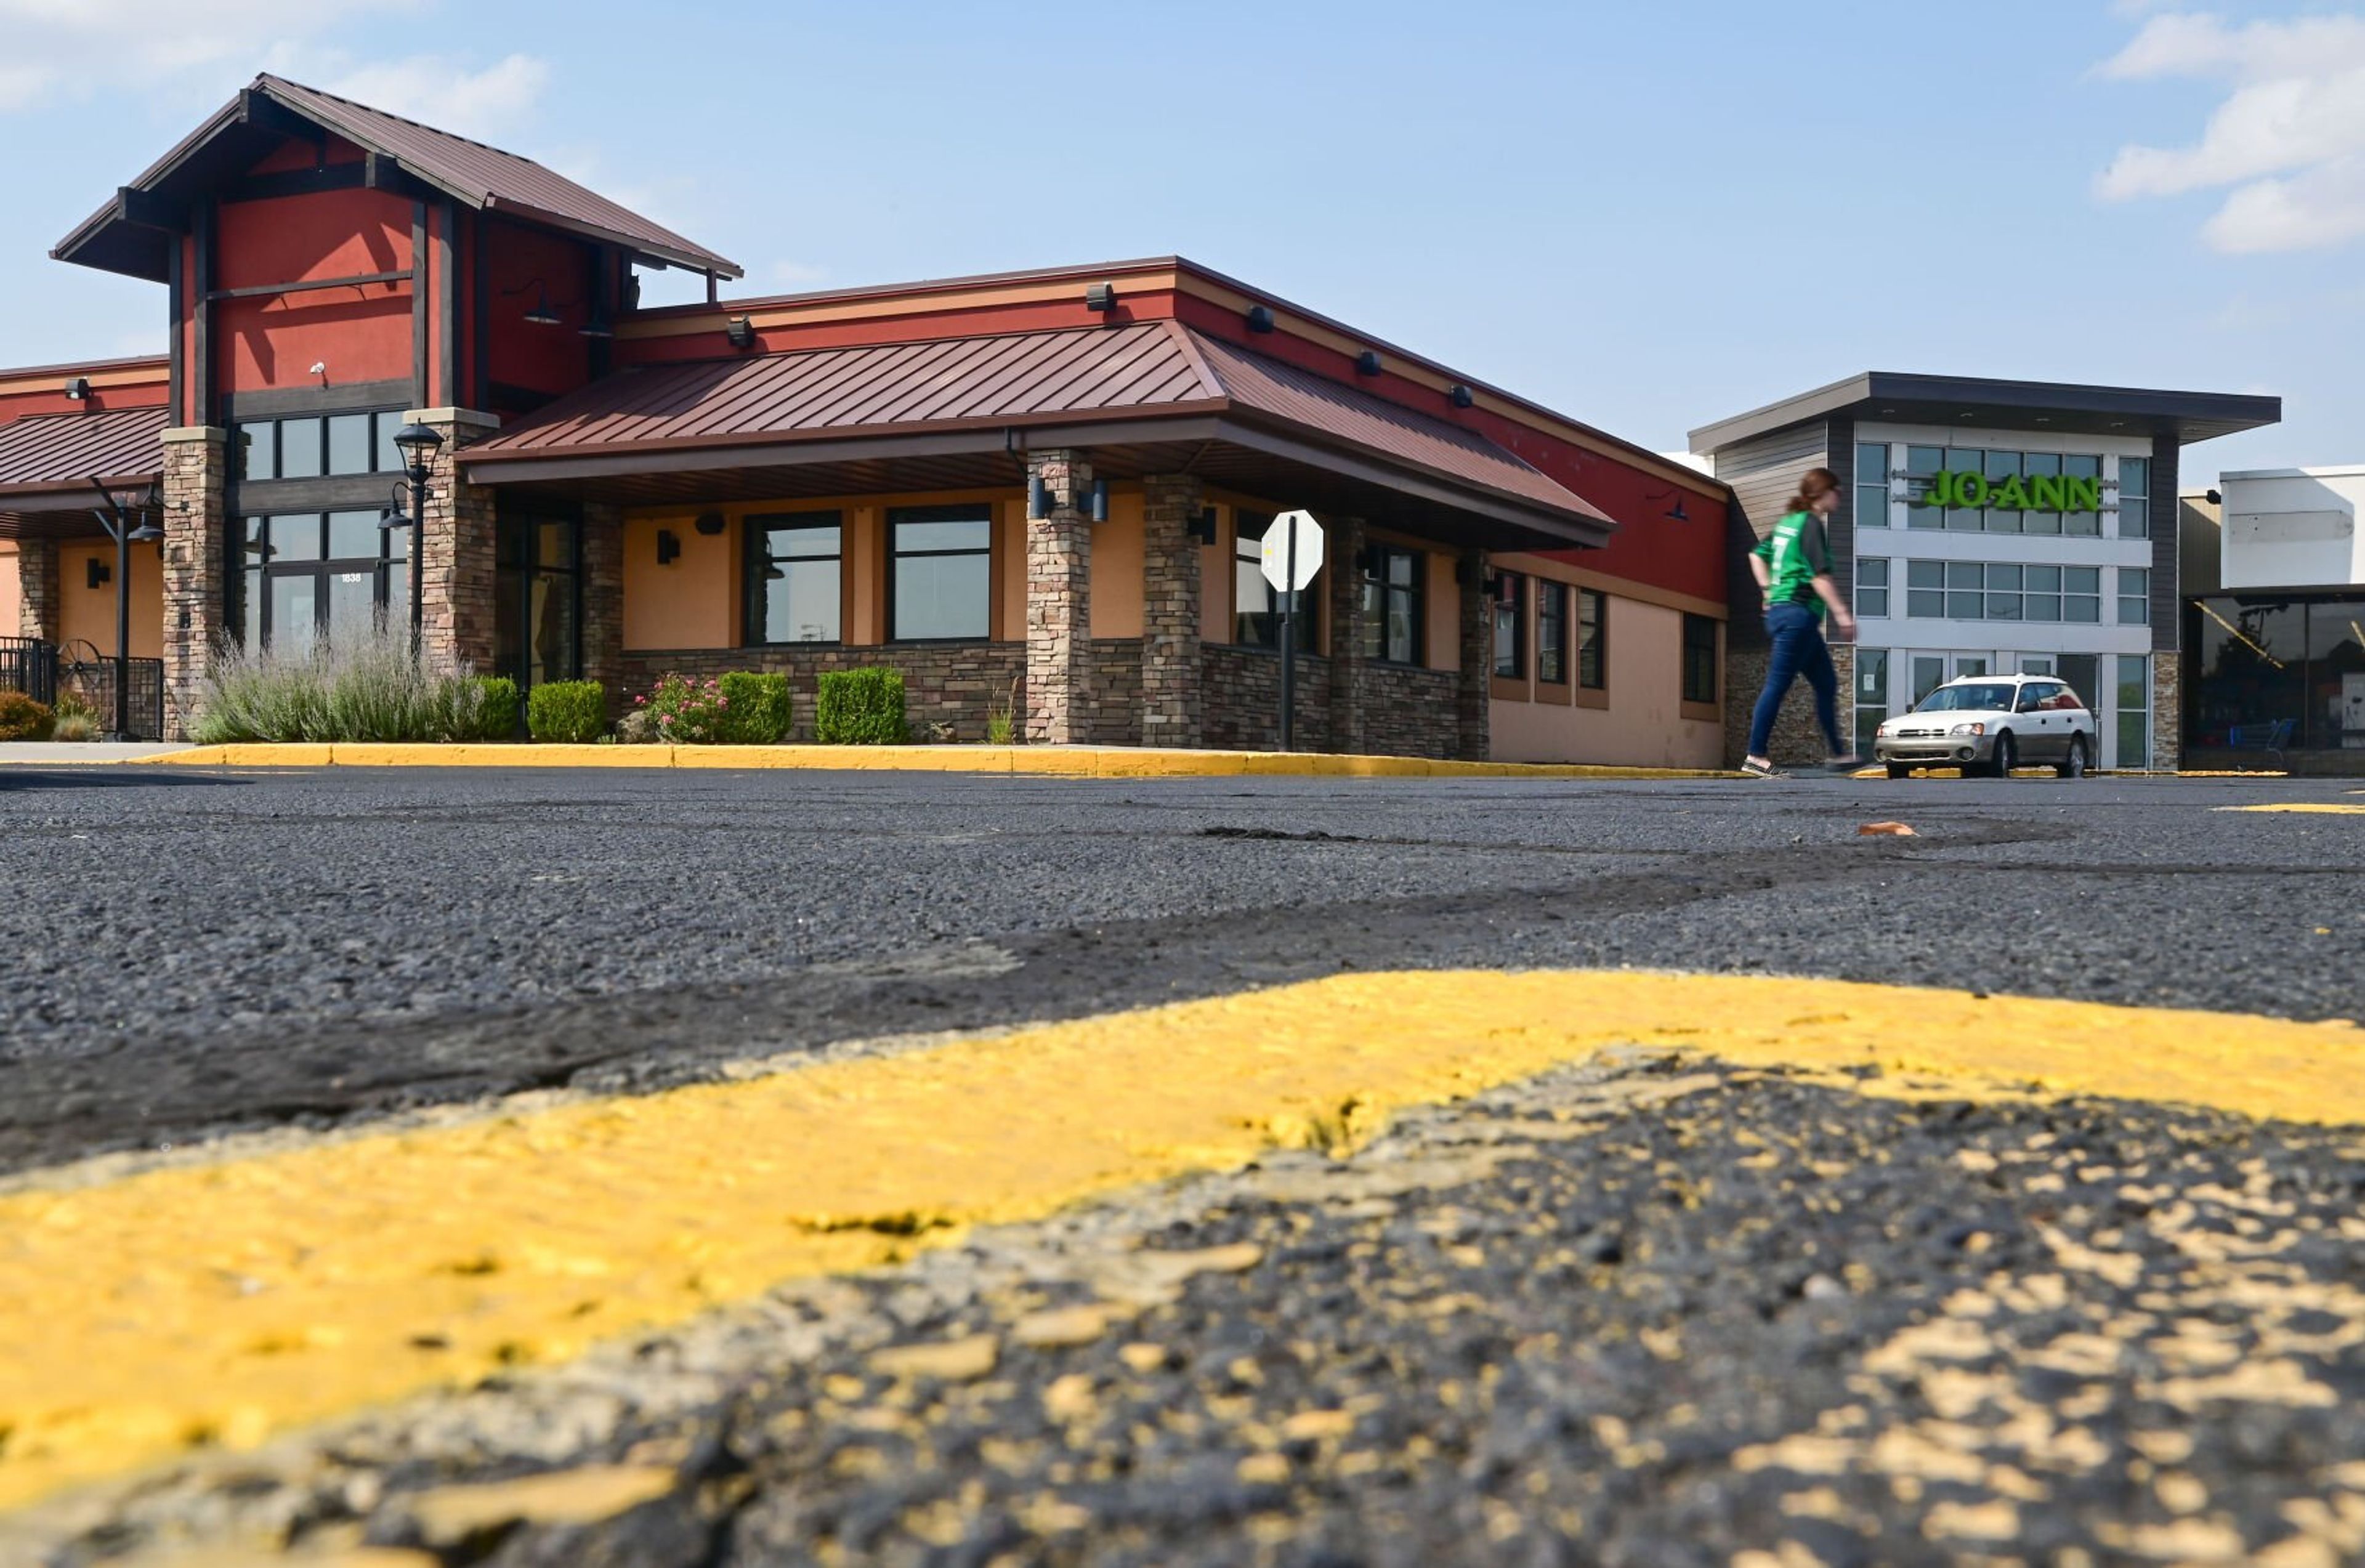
2095 9 2365 253
312 53 549 143
0 0 392 111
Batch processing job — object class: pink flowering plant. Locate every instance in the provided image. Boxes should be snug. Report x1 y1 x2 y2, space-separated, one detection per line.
636 673 732 743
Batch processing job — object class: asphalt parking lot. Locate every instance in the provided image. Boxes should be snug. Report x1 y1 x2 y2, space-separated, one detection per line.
2 763 2362 1566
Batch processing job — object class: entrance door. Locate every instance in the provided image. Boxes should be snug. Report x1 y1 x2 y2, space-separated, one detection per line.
493 512 582 694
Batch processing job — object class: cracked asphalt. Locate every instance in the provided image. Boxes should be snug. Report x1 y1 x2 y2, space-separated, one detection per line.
2 762 2363 1566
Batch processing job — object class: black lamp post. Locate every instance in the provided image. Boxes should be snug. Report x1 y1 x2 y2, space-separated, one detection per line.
86 478 164 740
386 422 443 657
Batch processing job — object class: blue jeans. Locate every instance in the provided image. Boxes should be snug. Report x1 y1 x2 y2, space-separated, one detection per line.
1748 602 1845 758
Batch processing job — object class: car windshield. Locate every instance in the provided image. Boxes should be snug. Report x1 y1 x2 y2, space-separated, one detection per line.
1914 682 2017 713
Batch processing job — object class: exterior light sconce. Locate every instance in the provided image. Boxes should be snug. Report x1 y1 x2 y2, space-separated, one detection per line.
1090 480 1109 523
2206 488 2223 506
656 528 681 565
1245 305 1275 334
724 316 756 350
1027 474 1050 520
517 283 563 327
1188 506 1217 546
1448 384 1475 410
1084 282 1117 313
87 558 111 589
64 376 91 401
580 314 615 341
1643 486 1692 523
693 511 726 536
1355 350 1382 376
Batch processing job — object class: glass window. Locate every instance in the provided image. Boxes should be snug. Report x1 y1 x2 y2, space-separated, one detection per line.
494 514 581 691
2118 455 2151 540
1946 450 1985 531
270 514 323 562
1858 557 1889 619
1904 446 1947 528
1906 559 1944 619
1492 572 1527 679
1681 612 1715 704
1911 655 1946 705
1946 560 1983 620
268 574 318 655
1855 442 1889 530
2022 452 2062 535
2025 561 2063 623
2120 567 2150 626
1984 450 2023 535
2066 566 2102 623
2064 455 2101 536
236 421 277 482
1357 544 1423 665
326 414 373 476
326 510 381 560
1986 561 2023 622
2117 655 2149 769
375 413 404 476
277 417 324 480
1579 589 1606 690
891 506 993 641
1854 648 1889 756
1536 581 1567 684
747 512 844 645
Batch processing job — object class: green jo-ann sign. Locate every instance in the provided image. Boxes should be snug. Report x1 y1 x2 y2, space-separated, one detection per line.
1914 471 2104 512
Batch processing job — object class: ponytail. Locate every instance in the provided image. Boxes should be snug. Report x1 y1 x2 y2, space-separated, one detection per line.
1787 467 1839 515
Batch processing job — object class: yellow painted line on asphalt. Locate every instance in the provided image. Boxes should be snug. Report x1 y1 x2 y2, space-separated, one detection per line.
2213 803 2365 814
3 970 2358 1514
134 742 1729 781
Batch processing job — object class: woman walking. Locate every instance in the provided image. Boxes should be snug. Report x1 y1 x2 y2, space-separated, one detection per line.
1742 467 1859 778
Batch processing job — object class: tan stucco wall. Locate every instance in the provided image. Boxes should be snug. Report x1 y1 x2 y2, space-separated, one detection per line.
1088 492 1146 639
0 544 18 637
57 541 163 658
1489 596 1723 768
623 515 735 650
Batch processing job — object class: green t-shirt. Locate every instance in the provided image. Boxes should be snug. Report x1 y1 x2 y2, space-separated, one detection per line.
1753 510 1830 619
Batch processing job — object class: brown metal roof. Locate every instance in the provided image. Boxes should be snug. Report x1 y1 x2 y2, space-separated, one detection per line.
469 321 1609 534
0 406 167 539
55 75 738 282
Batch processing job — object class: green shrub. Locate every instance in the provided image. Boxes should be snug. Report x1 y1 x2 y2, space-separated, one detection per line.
815 668 908 745
0 690 56 742
718 671 792 744
527 679 608 743
462 676 519 741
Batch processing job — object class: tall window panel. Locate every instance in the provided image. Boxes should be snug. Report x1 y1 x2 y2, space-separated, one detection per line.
1858 558 1889 618
2117 655 2150 769
1854 649 1889 757
745 512 843 645
1681 612 1715 705
1492 572 1527 679
1357 543 1424 665
1232 512 1317 650
1535 581 1568 685
1854 443 1890 531
1579 589 1607 690
2119 567 2150 626
2117 455 2151 540
890 506 992 641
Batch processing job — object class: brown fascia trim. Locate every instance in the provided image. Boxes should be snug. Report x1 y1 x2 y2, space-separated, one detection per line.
0 475 162 514
619 256 1724 503
0 355 172 394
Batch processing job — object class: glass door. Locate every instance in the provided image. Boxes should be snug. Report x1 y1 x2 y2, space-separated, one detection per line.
494 512 582 692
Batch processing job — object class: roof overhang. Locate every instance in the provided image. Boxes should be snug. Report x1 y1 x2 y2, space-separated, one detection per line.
1691 372 2283 455
0 477 159 541
464 411 1611 553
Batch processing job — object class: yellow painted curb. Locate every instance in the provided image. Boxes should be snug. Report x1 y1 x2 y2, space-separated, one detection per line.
137 742 1732 782
2213 803 2365 815
1 969 2356 1514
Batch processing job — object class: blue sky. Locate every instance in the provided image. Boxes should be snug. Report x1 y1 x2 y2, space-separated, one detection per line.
2 0 2361 476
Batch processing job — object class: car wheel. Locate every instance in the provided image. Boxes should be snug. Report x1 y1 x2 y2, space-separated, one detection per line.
1989 732 2017 778
1886 763 1912 780
2056 735 2088 779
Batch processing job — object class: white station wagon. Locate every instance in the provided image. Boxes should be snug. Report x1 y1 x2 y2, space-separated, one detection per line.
1872 674 2095 780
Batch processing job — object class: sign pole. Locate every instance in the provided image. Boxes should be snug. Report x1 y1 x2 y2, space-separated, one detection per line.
1279 520 1297 753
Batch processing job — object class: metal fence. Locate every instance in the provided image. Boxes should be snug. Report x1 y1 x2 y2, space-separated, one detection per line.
1 638 166 739
0 636 57 707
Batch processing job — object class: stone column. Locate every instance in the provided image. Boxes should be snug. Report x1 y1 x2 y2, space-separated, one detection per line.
160 426 228 740
1025 449 1092 745
16 538 60 642
1455 549 1490 761
408 407 501 674
1327 518 1368 755
580 500 625 709
2151 651 2181 773
1139 473 1203 750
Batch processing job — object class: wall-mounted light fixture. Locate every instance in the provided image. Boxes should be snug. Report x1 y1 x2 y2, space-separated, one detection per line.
1642 486 1692 523
2206 488 2223 506
1245 305 1275 334
656 528 681 565
1027 474 1050 520
579 313 615 341
515 282 563 327
1355 350 1382 376
86 557 110 589
693 511 727 536
63 376 91 402
724 315 756 350
1448 384 1475 409
1084 282 1117 313
1188 506 1218 546
1090 479 1109 523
